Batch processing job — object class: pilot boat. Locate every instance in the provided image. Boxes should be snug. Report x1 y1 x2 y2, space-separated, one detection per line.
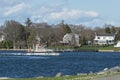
26 44 60 56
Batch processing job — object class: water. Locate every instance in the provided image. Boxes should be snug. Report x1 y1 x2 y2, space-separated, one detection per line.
0 51 120 78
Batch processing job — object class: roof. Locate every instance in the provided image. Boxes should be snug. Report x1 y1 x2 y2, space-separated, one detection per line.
65 33 79 37
96 33 115 36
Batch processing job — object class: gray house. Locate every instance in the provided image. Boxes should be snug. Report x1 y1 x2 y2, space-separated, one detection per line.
60 33 80 46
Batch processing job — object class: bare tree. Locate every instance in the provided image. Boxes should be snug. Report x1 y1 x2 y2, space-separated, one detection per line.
3 20 26 48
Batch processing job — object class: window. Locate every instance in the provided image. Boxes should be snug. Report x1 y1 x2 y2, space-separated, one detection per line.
97 37 100 39
103 37 106 39
109 40 111 43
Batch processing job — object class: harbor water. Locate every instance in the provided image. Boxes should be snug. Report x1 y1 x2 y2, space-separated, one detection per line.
0 51 120 78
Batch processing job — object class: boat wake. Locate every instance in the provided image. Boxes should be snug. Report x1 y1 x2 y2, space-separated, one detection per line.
0 53 50 60
27 56 50 59
0 77 11 79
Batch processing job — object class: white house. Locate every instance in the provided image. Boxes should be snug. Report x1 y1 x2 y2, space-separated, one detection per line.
94 33 116 45
60 33 80 46
0 35 5 42
0 31 6 42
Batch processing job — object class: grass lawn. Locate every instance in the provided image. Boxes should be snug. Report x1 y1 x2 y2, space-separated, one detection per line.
49 45 120 52
99 46 120 51
77 45 120 51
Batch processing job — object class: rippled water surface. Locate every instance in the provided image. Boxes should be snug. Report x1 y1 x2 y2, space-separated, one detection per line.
0 51 120 78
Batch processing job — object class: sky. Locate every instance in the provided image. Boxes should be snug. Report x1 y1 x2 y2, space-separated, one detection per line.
0 0 120 27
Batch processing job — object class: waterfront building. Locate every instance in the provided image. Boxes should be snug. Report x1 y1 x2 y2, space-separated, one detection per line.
94 33 116 45
0 35 5 42
60 33 80 46
0 31 5 42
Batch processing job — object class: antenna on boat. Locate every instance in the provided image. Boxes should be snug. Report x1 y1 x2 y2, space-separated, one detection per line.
36 34 41 44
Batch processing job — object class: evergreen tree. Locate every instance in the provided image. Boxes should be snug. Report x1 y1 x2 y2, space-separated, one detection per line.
64 24 72 33
105 27 111 33
60 20 72 34
81 36 86 45
111 26 116 34
25 18 32 27
25 18 33 48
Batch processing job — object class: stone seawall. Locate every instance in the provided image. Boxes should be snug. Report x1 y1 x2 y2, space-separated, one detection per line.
0 49 28 51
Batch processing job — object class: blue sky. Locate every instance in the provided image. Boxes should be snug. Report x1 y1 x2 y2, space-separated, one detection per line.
0 0 120 27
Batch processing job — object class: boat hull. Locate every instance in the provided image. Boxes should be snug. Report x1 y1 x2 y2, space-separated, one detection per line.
25 52 60 56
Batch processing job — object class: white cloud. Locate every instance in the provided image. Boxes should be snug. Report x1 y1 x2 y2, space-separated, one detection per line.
4 2 29 16
0 0 119 28
47 8 99 20
31 7 100 26
1 0 102 27
84 11 99 17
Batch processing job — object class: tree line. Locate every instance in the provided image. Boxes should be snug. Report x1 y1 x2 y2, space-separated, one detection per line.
0 18 120 49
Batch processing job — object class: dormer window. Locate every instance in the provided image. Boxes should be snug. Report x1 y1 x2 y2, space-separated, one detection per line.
97 37 100 39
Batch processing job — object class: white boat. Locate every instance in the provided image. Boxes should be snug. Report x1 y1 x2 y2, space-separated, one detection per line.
26 44 60 56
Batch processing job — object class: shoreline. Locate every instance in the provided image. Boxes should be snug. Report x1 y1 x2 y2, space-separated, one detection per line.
2 66 120 80
0 49 28 51
0 49 119 52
